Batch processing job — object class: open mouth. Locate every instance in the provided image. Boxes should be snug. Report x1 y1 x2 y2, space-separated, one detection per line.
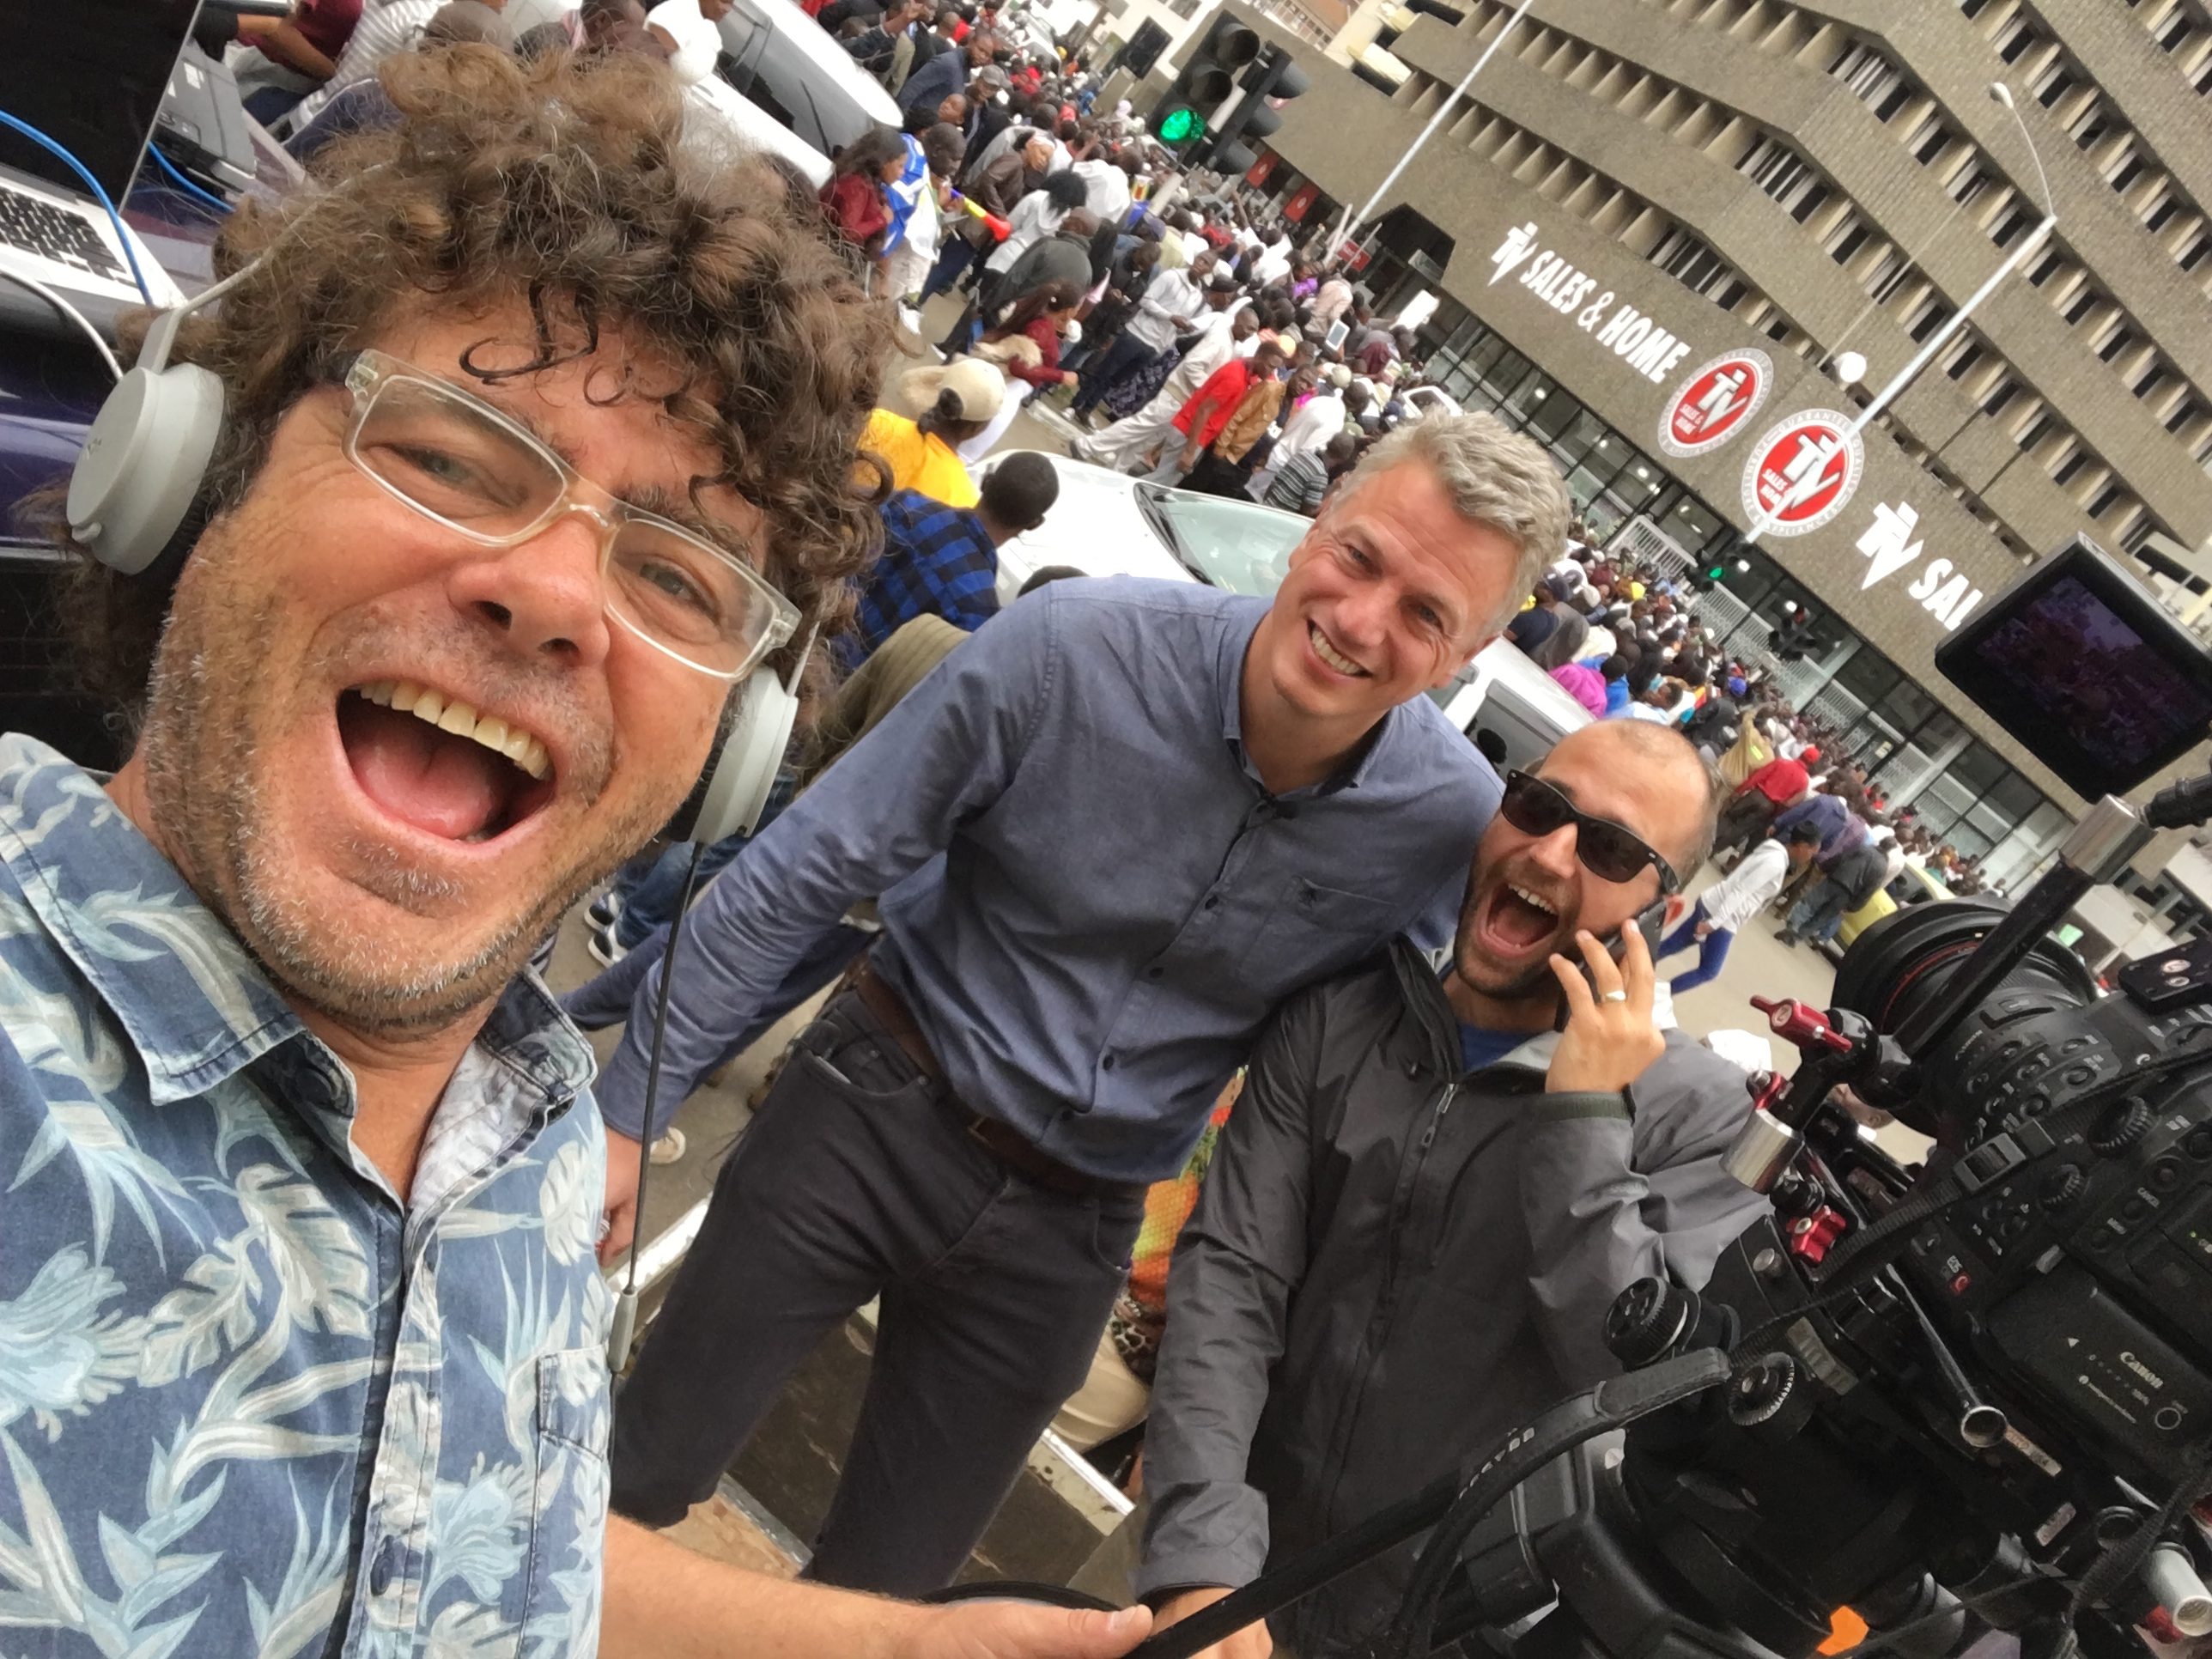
334 680 556 844
1479 879 1565 957
1310 621 1370 678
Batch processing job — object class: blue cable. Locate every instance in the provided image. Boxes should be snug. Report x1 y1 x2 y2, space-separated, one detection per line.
149 144 233 216
0 107 155 301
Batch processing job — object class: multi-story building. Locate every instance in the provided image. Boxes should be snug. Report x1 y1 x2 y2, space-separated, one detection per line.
1239 0 2212 927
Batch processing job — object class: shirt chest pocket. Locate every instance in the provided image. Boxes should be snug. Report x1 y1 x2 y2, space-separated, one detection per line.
520 1347 611 1634
1242 878 1395 988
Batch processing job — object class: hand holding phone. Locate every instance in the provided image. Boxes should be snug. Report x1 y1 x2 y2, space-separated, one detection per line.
1546 922 1665 1096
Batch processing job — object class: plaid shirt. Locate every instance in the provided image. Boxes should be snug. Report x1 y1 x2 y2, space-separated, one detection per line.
848 489 1002 665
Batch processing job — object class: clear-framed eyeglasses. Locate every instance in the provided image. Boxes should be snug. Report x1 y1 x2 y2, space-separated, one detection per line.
337 349 798 681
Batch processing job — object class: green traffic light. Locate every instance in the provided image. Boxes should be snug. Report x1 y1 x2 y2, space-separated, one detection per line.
1158 106 1203 143
1706 565 1726 580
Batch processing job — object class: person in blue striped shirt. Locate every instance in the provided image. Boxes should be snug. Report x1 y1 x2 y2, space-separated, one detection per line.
848 453 1061 664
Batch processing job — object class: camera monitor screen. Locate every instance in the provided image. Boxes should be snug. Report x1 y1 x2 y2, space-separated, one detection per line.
1936 537 2212 801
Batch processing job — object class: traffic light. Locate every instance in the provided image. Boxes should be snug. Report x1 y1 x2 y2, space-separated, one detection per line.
1197 41 1310 174
1150 12 1259 155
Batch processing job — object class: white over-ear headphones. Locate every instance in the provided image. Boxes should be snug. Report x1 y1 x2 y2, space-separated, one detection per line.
64 260 800 844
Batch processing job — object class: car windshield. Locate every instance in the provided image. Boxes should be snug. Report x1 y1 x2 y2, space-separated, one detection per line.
1133 483 1307 598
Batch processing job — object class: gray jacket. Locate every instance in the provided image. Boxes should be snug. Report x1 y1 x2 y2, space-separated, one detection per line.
997 228 1096 307
1138 939 1767 1656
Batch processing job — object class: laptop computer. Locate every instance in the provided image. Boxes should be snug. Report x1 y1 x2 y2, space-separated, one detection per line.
0 0 196 339
159 40 258 197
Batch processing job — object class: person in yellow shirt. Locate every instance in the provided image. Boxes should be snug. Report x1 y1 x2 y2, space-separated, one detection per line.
866 359 1005 507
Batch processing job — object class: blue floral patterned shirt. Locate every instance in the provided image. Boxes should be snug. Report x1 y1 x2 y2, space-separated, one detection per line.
0 734 614 1658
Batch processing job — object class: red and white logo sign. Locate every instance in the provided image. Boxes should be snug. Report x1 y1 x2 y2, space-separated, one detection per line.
1656 349 1771 458
1739 410 1863 538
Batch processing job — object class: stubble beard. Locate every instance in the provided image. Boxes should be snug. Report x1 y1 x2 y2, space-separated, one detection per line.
137 557 662 1041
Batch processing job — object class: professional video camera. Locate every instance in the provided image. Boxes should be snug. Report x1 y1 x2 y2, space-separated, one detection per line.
1134 538 2212 1659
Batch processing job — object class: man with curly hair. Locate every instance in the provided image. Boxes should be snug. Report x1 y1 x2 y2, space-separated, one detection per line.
0 44 1148 1659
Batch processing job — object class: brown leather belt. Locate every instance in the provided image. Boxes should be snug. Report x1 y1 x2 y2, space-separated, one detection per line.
848 957 1139 1202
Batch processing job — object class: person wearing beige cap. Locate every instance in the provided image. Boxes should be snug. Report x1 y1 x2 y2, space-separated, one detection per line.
864 360 1006 507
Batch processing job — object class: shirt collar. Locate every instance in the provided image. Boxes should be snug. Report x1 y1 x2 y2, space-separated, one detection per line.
0 733 594 1116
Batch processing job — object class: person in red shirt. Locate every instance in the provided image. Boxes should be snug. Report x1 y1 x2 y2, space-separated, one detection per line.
1713 744 1820 862
235 0 364 124
1146 335 1288 484
818 127 908 281
977 281 1083 394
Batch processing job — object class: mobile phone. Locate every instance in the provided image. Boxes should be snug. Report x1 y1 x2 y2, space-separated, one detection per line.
1555 900 1667 1028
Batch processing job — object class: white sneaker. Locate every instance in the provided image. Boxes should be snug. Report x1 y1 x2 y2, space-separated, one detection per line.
648 1128 687 1165
586 918 627 969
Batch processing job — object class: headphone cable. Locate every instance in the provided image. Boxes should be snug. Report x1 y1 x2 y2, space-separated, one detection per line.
0 267 121 377
608 837 711 1368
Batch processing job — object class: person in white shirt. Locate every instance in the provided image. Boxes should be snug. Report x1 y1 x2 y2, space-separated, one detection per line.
1273 369 1346 459
1071 150 1132 226
1582 612 1619 665
289 0 509 127
1623 679 1683 726
1872 823 1906 884
1311 273 1356 331
1252 229 1292 289
1072 291 1258 472
1656 822 1820 995
986 170 1085 279
1068 252 1214 417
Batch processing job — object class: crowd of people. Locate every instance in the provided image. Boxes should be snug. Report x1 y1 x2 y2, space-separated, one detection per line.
791 0 1453 517
1 9 2004 1659
1498 535 1999 988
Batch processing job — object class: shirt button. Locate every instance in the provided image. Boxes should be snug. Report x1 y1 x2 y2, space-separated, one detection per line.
1146 965 1164 980
1101 1054 1117 1072
368 1538 398 1596
1203 895 1221 911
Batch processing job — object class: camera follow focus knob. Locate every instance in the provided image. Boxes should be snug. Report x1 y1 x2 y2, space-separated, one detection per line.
1606 1277 1694 1369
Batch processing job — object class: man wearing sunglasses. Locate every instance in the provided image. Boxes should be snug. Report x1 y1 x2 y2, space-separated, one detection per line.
1 51 1152 1659
1136 720 1770 1659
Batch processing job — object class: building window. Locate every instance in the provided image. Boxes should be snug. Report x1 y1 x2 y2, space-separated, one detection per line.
1908 300 1955 343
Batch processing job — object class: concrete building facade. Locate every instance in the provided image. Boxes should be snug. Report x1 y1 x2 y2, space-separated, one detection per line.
1239 0 2212 901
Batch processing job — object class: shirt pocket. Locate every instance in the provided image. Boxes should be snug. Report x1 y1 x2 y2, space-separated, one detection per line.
521 1347 611 1637
1242 878 1395 988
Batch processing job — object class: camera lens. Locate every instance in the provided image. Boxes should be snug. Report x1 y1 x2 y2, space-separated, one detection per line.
1830 899 2098 1139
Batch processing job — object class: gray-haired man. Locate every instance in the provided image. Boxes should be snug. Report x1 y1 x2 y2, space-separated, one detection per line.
591 416 1574 1593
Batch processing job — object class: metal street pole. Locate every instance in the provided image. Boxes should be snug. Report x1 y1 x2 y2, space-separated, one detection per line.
1741 81 2057 546
1326 0 1534 263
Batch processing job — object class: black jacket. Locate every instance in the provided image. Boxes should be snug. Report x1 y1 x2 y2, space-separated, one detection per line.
1139 939 1766 1656
1827 841 1891 911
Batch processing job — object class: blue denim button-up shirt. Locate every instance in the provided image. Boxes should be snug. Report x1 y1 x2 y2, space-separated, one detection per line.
0 735 613 1657
593 578 1500 1181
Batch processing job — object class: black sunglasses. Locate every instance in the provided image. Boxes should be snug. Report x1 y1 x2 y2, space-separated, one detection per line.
1498 770 1680 894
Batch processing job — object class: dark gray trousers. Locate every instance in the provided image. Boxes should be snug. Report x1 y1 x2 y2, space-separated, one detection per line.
608 986 1145 1595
